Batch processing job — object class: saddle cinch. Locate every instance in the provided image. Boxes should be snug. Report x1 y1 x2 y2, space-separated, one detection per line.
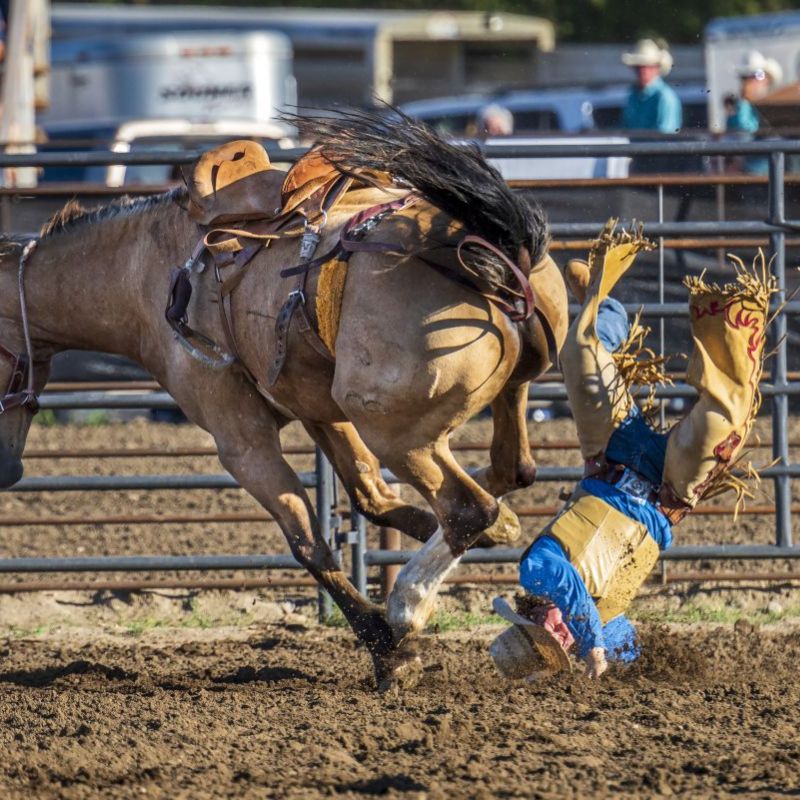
166 139 558 391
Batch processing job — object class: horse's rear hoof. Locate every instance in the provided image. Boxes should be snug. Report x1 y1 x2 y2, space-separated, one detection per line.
374 640 423 693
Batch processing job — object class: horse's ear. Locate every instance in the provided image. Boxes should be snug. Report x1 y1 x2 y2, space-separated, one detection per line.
186 140 277 225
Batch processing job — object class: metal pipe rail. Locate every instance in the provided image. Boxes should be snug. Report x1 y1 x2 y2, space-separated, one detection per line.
483 140 800 158
363 545 800 566
7 462 800 494
40 391 176 410
0 502 790 529
0 544 797 580
1 138 798 169
2 568 800 595
0 554 303 573
32 380 800 412
550 220 800 237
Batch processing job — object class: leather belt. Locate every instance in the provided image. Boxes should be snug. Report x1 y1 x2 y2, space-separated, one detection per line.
591 461 691 526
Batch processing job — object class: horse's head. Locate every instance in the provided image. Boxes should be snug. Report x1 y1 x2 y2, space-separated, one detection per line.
0 237 50 488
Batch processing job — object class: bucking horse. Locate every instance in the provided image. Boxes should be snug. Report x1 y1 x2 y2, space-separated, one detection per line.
0 111 567 688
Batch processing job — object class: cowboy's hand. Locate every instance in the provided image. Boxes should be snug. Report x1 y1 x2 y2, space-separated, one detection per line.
584 647 608 679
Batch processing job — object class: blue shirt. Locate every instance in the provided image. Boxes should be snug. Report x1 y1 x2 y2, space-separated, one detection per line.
727 99 760 134
622 77 682 133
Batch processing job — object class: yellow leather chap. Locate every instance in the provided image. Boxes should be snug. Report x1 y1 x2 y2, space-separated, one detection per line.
560 226 654 459
663 263 773 506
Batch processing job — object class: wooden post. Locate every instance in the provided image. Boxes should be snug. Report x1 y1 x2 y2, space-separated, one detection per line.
0 0 49 188
379 526 401 598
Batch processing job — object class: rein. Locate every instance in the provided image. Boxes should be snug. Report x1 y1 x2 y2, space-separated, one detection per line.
0 239 40 415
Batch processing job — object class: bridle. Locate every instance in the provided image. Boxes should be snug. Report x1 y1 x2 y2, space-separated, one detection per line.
0 239 39 415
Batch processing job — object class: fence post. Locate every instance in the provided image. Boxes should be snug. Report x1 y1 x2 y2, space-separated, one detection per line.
768 150 793 548
379 526 402 598
350 510 368 598
315 447 337 621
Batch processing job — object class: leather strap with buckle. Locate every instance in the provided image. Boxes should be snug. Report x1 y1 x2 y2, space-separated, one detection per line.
0 240 40 416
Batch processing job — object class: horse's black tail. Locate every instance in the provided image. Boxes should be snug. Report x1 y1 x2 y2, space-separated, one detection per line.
297 108 549 272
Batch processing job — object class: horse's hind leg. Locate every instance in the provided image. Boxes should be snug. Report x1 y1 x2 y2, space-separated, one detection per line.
303 420 438 543
352 429 520 642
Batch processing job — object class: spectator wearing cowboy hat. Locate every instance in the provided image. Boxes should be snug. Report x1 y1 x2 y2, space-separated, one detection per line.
621 38 682 134
727 50 783 135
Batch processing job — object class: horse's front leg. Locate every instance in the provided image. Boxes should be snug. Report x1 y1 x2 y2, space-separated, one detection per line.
472 380 537 497
216 431 401 683
161 371 396 687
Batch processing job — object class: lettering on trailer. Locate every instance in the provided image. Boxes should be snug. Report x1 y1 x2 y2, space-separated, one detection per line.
159 83 252 102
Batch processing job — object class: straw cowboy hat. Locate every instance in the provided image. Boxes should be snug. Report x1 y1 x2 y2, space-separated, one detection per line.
621 38 674 76
489 596 572 680
736 50 783 84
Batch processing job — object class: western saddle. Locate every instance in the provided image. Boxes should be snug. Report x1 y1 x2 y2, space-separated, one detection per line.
166 139 553 392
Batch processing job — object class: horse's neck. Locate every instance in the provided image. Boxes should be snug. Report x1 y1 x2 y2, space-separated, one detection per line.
9 201 194 360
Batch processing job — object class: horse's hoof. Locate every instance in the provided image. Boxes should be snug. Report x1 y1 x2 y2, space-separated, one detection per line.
479 501 521 546
375 640 424 693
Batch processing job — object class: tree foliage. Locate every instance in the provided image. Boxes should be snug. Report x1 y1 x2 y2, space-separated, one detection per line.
59 0 800 43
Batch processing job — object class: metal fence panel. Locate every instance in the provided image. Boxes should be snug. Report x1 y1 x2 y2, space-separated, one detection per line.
2 138 799 588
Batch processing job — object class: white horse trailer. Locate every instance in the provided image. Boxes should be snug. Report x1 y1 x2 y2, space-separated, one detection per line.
39 30 296 129
705 11 800 132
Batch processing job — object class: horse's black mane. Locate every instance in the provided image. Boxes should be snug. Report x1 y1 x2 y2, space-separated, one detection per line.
39 187 187 239
298 108 549 271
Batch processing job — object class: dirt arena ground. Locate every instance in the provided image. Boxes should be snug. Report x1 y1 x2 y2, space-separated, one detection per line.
1 417 800 797
0 620 799 799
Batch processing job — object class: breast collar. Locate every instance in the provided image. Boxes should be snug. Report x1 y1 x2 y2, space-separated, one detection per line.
0 239 40 415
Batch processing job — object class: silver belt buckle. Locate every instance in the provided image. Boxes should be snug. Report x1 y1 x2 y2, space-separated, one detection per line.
616 467 653 503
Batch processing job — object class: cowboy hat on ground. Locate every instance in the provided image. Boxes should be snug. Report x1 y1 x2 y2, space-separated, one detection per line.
489 596 572 680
